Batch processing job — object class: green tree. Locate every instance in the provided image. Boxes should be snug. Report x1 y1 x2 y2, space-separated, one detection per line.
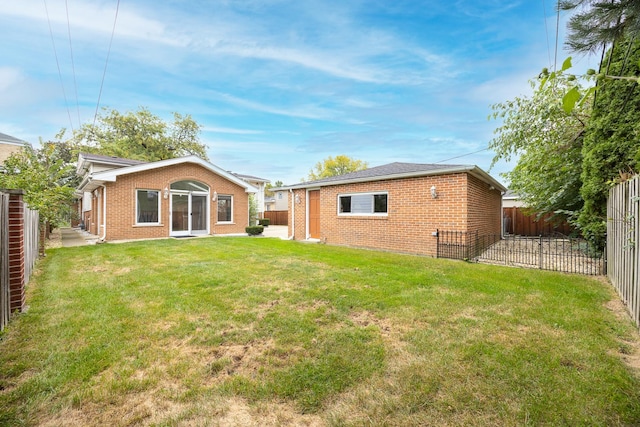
561 0 640 53
578 37 640 248
264 180 284 197
307 155 368 181
73 107 207 161
489 64 592 225
0 143 76 227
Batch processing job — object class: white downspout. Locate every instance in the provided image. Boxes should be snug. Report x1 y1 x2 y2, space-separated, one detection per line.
100 185 107 241
288 189 295 240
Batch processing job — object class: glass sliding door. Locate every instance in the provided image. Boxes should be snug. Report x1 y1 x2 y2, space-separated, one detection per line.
170 191 209 236
171 193 190 236
191 194 208 234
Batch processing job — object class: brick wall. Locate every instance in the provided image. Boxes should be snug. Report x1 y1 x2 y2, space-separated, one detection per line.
92 163 250 241
289 172 503 257
7 191 25 312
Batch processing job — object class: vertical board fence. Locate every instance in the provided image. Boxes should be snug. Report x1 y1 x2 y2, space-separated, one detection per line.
23 203 40 287
0 190 40 331
436 230 604 276
503 207 575 236
607 176 640 328
263 210 288 226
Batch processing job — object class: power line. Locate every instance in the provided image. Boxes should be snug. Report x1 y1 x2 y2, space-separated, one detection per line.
93 0 121 127
435 147 491 164
65 0 81 127
554 0 560 71
43 0 74 133
542 0 553 67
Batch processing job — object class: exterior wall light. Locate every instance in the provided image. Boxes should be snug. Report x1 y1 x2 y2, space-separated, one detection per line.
163 187 169 199
295 194 301 204
212 191 218 201
430 185 438 199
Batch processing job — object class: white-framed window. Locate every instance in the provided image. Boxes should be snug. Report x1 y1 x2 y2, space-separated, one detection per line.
338 192 388 216
136 189 160 224
217 195 233 223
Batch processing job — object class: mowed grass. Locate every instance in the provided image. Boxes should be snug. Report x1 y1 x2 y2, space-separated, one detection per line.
1 236 639 426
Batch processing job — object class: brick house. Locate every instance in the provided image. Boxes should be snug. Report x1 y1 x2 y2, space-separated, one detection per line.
0 132 30 166
278 162 507 257
76 153 259 241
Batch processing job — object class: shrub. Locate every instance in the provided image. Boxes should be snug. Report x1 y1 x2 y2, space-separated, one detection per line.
245 226 264 236
258 218 270 227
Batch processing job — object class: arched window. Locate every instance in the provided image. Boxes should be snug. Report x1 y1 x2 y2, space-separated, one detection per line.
170 180 209 192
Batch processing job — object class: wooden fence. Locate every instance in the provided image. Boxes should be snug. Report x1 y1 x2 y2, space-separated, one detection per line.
503 207 574 236
607 176 640 328
0 190 39 331
263 210 288 226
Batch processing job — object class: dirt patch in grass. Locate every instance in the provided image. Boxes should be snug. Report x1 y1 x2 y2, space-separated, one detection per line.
605 297 640 373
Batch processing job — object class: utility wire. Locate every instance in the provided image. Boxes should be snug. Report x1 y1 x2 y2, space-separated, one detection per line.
435 147 490 164
554 0 561 72
65 0 81 127
542 0 553 67
43 0 75 133
93 0 121 127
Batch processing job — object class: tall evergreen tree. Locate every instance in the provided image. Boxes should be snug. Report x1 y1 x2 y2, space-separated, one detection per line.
561 0 640 53
578 37 640 247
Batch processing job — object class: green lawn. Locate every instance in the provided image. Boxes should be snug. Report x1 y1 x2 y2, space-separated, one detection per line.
1 236 639 426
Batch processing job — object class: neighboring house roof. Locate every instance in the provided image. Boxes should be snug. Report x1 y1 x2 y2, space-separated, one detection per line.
274 162 507 192
77 155 257 193
0 132 30 146
231 172 270 183
76 153 146 175
502 189 519 200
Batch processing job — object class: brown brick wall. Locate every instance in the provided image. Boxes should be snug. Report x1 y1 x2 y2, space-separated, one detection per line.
8 192 25 312
289 172 502 257
465 174 503 236
92 163 249 241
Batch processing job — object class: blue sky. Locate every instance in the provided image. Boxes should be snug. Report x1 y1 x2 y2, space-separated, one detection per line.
0 1 595 185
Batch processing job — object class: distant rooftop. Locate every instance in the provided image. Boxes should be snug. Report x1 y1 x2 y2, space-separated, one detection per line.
0 132 29 146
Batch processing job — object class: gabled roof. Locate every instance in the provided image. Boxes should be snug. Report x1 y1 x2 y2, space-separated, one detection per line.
0 132 30 146
77 155 257 193
76 152 146 175
275 162 507 192
231 172 270 183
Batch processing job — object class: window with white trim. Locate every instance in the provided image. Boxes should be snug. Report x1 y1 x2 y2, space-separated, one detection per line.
338 192 388 215
217 195 233 222
136 189 160 224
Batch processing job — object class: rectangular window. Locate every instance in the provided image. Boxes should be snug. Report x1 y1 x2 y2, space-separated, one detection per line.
338 192 388 215
217 195 232 222
136 190 160 224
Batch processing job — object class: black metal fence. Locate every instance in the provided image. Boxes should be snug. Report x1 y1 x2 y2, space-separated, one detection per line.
436 230 605 275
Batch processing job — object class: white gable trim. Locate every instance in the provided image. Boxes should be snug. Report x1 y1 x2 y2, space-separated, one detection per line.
91 155 256 193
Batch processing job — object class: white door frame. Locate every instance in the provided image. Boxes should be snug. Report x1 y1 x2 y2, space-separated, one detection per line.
170 190 209 236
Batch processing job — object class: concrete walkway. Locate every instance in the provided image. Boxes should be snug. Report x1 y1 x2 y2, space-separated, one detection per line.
60 228 100 247
59 225 288 246
261 225 288 239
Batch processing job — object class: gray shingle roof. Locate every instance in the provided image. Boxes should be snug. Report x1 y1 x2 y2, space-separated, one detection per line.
0 132 29 145
79 152 147 166
273 161 507 193
300 162 466 186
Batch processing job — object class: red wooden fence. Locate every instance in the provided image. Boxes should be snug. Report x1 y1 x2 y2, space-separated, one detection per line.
503 207 574 236
264 210 288 226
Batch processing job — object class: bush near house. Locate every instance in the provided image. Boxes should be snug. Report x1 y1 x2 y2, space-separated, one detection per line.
245 225 264 235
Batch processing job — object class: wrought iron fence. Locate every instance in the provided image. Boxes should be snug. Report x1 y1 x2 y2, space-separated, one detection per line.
436 230 605 276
